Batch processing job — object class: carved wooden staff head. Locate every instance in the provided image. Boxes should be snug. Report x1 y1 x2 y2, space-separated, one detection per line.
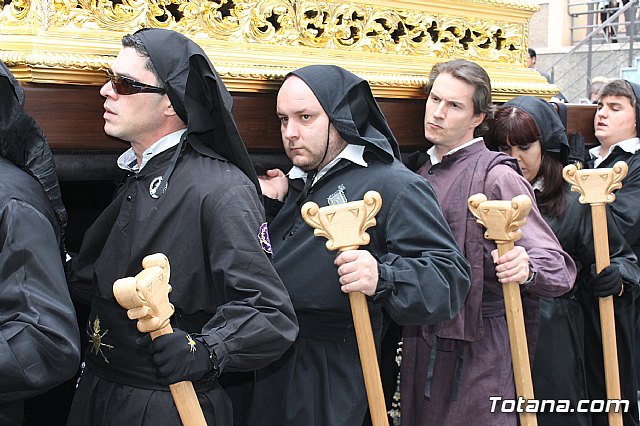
301 191 382 251
562 161 628 205
113 253 174 334
467 193 532 244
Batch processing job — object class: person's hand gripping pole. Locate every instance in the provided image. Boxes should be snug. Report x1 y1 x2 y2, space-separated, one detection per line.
113 253 207 426
301 191 388 426
563 161 628 426
468 194 537 426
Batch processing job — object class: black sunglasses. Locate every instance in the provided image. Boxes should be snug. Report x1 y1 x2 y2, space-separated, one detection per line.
106 70 166 95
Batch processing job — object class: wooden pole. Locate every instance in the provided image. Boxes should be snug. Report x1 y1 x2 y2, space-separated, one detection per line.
301 191 388 426
113 253 208 426
563 161 628 426
468 193 537 426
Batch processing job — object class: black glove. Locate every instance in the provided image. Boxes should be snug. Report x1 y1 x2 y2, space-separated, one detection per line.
591 265 623 298
149 328 213 385
135 333 153 357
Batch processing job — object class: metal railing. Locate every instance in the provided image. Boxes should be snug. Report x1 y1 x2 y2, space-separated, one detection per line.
544 0 637 100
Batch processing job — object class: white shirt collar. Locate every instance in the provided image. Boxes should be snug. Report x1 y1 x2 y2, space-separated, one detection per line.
117 129 187 173
427 137 484 165
288 144 368 184
532 177 545 191
589 137 640 168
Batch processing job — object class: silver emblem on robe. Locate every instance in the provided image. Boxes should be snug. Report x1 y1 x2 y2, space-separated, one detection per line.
327 184 348 206
149 176 164 199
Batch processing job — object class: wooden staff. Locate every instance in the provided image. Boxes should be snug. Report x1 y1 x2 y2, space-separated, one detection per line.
113 253 207 426
301 191 388 426
468 193 536 426
563 161 628 426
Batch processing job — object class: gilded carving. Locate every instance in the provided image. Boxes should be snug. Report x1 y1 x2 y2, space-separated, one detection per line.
0 0 551 98
5 0 525 60
1 0 32 24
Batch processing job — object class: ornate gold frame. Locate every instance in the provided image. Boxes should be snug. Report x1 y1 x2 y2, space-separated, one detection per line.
0 0 556 100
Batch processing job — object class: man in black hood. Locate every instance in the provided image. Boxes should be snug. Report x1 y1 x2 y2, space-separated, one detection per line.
0 60 81 425
66 28 297 425
588 78 640 426
248 65 471 425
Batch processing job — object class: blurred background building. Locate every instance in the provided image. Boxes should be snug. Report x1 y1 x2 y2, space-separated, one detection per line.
531 0 640 103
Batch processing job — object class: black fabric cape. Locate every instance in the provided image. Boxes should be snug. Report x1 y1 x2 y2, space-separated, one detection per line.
506 94 640 426
67 145 298 425
586 79 640 426
66 29 297 425
503 96 570 164
534 187 640 426
0 61 80 425
0 60 67 250
248 65 471 425
288 65 401 162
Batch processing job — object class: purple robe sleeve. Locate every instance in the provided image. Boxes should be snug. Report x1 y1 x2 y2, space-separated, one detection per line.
485 165 577 298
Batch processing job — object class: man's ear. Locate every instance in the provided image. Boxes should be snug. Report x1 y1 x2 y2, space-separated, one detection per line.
471 113 486 128
165 103 178 118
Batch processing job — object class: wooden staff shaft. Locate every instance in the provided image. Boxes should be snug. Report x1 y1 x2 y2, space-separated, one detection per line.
496 242 537 426
591 204 622 426
342 245 388 426
150 325 208 426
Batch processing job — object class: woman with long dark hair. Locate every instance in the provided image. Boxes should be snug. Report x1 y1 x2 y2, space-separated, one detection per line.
487 96 640 426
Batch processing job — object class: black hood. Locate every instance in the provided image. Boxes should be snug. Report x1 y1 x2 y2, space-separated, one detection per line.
134 28 259 192
504 96 569 164
0 60 67 237
288 65 401 162
626 80 640 137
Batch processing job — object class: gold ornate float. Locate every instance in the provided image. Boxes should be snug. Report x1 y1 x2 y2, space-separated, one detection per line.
1 0 557 100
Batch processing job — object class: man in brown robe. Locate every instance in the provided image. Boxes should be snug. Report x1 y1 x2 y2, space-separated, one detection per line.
401 59 576 426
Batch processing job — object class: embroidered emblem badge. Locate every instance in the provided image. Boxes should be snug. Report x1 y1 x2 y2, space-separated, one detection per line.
87 316 114 363
327 184 348 206
258 222 273 255
186 334 197 353
149 176 165 199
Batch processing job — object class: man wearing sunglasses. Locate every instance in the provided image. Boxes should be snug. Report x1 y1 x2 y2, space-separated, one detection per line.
66 28 298 425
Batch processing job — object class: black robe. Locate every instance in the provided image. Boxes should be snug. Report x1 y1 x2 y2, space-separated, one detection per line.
0 60 80 426
248 150 471 426
66 146 298 425
591 147 640 261
533 187 640 426
587 147 640 426
0 157 81 425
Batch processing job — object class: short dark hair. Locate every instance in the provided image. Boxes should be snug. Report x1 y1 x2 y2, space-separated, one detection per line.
487 106 567 217
528 48 536 58
121 34 164 89
424 59 494 136
598 78 636 107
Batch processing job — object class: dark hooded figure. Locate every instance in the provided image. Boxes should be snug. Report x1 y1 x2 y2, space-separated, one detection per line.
487 95 640 426
65 28 298 425
587 79 640 426
248 64 471 425
0 60 81 425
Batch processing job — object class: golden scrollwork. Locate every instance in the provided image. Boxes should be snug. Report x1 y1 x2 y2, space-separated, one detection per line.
1 0 552 98
36 0 526 62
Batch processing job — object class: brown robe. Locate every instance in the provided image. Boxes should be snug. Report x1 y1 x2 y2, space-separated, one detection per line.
401 141 576 426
